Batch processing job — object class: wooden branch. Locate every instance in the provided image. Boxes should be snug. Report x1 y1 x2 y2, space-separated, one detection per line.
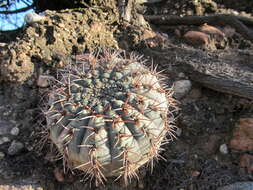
141 46 253 100
237 16 253 26
144 14 253 42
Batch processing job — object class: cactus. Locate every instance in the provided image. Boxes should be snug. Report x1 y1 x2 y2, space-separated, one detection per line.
44 49 176 185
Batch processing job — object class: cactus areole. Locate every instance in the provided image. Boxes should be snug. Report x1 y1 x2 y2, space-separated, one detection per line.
45 49 175 184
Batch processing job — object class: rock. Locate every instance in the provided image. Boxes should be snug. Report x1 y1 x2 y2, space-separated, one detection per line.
0 136 11 145
24 12 45 24
217 182 253 190
199 24 225 41
183 31 210 46
0 185 43 190
0 120 15 135
8 141 24 155
230 118 253 152
202 135 221 154
219 144 229 154
0 42 6 47
239 154 253 173
0 152 5 159
10 127 19 136
177 72 186 79
173 80 192 99
37 75 50 88
175 127 182 137
191 170 200 177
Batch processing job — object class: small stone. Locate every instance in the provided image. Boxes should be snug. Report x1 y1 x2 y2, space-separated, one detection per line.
0 120 15 135
0 152 5 159
183 31 210 46
0 42 6 47
37 75 50 88
199 24 225 39
0 136 11 145
10 127 19 136
173 80 192 99
191 170 200 177
175 127 182 137
231 10 239 16
8 141 24 155
219 144 229 154
24 12 45 24
177 72 186 79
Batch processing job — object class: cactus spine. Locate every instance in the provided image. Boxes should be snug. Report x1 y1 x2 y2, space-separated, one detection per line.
44 49 176 185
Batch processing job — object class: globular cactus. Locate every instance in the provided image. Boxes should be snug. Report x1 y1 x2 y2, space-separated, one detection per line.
44 49 176 185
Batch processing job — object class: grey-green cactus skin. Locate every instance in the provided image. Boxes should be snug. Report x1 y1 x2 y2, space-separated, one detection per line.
45 50 175 184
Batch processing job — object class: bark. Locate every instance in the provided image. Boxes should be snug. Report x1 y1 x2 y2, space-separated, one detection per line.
141 45 253 100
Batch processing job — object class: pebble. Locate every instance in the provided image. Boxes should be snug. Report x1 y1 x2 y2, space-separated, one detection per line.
191 170 200 177
217 182 253 190
8 141 24 155
0 136 11 145
183 31 210 46
199 24 225 39
177 72 186 79
173 80 192 99
37 75 50 88
0 120 15 135
10 127 20 136
24 12 45 24
219 144 229 154
0 152 5 159
175 127 182 137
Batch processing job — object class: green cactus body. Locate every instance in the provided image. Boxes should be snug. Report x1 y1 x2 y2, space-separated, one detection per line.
45 50 175 184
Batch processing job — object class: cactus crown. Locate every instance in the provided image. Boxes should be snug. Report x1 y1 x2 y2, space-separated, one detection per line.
44 49 176 185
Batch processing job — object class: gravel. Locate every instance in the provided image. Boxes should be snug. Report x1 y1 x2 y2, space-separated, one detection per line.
8 141 24 155
219 144 229 154
173 80 192 99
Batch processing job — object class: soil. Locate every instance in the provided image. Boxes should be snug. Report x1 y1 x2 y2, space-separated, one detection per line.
0 0 252 189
